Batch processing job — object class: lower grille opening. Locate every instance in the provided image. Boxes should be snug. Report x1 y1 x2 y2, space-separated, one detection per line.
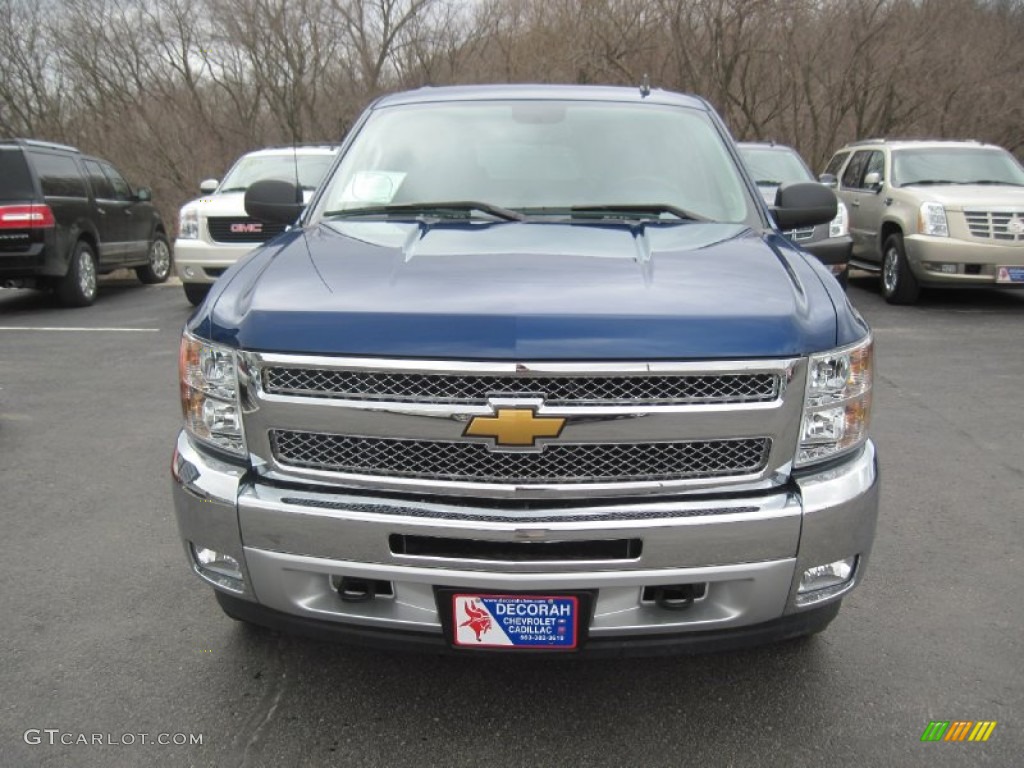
965 264 982 275
390 534 642 562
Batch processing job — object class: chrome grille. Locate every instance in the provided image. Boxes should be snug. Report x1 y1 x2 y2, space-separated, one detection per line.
207 217 288 244
270 431 771 484
263 368 781 405
964 210 1024 242
785 226 815 242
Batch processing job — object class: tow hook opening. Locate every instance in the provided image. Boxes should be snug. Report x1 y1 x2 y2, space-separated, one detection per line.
331 576 394 602
643 583 708 611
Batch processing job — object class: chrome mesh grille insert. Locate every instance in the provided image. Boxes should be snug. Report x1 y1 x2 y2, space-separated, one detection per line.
270 431 771 484
785 226 815 242
964 210 1024 242
263 369 780 405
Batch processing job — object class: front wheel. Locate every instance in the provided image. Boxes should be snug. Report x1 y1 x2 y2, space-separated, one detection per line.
183 283 210 306
137 234 172 284
881 233 920 304
56 240 98 307
835 265 849 290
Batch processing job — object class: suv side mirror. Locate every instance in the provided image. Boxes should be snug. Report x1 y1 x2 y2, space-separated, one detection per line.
134 186 152 202
863 171 883 191
245 179 304 225
199 178 219 194
818 173 838 188
771 182 838 230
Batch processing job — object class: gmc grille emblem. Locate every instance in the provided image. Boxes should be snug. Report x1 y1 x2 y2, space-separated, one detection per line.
230 222 263 234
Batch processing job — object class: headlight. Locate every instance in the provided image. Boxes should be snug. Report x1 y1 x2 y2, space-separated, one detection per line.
179 332 246 456
918 202 948 237
829 200 849 238
796 335 873 467
178 207 199 239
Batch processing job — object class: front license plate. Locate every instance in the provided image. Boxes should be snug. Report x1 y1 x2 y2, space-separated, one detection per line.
451 594 579 649
996 266 1024 283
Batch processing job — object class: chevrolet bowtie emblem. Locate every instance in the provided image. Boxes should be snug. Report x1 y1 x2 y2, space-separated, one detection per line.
464 408 566 447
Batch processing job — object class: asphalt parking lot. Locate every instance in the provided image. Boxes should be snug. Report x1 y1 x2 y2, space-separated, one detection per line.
1 273 1021 767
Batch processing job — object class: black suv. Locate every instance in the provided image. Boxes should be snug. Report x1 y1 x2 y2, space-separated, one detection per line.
0 139 171 306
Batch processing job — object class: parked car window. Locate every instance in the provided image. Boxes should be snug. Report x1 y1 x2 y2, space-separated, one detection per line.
219 154 335 192
101 163 133 201
891 147 1024 187
0 147 35 201
841 151 871 189
863 151 885 183
83 159 115 200
823 152 849 178
28 151 88 198
740 147 812 184
318 100 752 223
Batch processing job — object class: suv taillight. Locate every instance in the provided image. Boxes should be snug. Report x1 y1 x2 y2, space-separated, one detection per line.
0 204 56 229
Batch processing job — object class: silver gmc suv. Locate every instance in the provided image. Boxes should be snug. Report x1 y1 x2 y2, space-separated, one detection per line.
823 139 1024 304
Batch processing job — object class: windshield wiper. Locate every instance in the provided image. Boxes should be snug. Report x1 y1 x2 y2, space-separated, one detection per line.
567 204 710 222
324 201 525 222
219 187 248 193
962 180 1024 186
899 180 955 187
755 180 784 186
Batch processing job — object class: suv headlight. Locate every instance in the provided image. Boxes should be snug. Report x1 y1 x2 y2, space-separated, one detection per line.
179 332 246 456
796 335 873 467
829 200 849 238
918 202 948 237
178 207 199 239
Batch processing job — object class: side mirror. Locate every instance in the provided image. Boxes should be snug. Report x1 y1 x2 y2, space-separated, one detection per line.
245 179 304 225
863 171 883 191
199 178 219 194
134 186 152 202
818 173 838 188
771 182 838 230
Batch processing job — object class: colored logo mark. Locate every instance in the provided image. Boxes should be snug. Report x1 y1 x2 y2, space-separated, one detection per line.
920 721 997 742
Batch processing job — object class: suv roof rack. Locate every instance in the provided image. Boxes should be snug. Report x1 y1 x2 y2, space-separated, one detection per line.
0 138 81 153
845 137 984 147
257 143 339 151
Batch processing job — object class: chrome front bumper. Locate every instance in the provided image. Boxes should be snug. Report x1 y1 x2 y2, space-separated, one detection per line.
173 238 255 284
171 432 879 645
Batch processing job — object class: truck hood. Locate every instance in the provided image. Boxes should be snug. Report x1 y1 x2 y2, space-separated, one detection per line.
902 184 1024 210
204 220 842 359
183 189 316 217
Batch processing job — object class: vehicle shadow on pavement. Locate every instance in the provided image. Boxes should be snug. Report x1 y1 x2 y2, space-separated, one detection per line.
846 273 1024 310
215 623 848 766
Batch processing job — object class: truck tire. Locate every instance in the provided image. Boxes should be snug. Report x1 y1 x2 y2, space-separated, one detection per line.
880 233 920 305
184 283 210 306
137 233 172 284
56 240 98 307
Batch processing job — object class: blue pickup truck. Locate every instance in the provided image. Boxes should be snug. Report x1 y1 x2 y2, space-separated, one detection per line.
172 85 878 655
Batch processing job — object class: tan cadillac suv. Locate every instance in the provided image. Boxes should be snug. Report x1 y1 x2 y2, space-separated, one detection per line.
822 139 1024 304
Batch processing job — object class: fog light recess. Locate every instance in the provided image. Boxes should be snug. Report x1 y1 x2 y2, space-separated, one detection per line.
796 556 857 606
191 544 244 592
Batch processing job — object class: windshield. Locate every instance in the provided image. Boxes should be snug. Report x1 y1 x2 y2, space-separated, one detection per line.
892 148 1024 186
738 147 813 185
219 153 335 192
314 100 753 223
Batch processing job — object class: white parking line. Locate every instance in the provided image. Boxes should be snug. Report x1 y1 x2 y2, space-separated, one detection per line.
0 326 159 332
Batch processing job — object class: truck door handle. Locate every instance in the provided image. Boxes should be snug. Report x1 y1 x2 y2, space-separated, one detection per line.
849 200 860 207
884 198 893 206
